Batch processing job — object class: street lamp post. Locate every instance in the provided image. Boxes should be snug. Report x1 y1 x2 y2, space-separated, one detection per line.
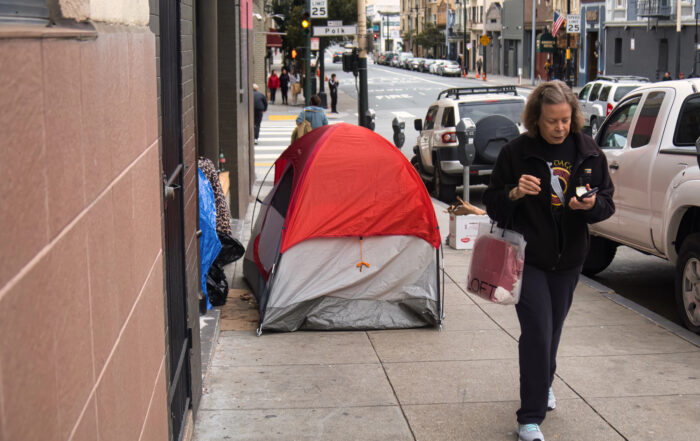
456 0 467 75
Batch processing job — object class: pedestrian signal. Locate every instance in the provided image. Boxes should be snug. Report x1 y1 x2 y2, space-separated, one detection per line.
291 49 298 59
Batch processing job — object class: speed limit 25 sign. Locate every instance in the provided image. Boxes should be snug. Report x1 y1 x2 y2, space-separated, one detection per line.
310 0 328 18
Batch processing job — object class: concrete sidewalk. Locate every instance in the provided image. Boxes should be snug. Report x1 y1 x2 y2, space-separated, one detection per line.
193 188 700 440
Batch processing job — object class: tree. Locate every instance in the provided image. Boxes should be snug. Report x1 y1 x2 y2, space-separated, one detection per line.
414 23 443 56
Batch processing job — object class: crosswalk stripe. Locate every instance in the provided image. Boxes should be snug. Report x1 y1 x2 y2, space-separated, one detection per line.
392 111 415 119
255 146 287 151
258 137 291 141
256 154 284 159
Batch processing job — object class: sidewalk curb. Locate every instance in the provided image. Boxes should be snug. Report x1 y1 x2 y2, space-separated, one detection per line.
580 275 700 348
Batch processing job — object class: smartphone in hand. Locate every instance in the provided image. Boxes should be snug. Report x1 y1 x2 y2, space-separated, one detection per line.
576 187 599 202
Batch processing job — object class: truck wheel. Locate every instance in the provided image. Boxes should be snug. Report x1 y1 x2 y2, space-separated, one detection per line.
411 155 429 188
433 162 456 203
675 233 700 334
582 236 617 276
590 118 599 137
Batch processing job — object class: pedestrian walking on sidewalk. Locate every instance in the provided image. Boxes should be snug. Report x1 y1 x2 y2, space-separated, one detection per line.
328 73 339 113
476 58 482 77
290 69 301 105
267 70 280 104
295 94 328 129
483 80 615 441
252 83 267 144
279 68 290 105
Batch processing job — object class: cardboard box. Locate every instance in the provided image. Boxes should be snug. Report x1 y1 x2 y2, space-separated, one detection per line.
448 214 489 250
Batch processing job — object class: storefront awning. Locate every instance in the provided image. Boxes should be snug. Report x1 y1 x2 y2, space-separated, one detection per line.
267 28 282 47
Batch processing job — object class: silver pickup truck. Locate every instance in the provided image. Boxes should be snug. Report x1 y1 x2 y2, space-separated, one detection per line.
583 79 700 333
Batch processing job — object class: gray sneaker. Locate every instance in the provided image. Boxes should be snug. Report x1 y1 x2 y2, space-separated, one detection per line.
518 423 544 441
547 387 556 411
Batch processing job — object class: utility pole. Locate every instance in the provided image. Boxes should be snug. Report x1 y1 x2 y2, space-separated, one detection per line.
358 0 370 128
531 0 536 85
304 0 311 106
463 1 467 74
566 0 571 87
675 0 682 78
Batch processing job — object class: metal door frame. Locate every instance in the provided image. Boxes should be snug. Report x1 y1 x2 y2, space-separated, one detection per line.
160 0 191 440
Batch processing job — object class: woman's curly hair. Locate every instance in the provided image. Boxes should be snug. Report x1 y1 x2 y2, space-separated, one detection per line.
522 80 585 137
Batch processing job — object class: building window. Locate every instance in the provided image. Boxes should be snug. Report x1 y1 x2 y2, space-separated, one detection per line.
614 38 622 64
616 0 625 8
0 0 49 24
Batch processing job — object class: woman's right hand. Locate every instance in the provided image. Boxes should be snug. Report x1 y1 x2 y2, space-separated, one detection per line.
509 174 541 200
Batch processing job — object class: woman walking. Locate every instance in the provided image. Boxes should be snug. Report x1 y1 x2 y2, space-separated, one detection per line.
267 70 280 104
290 69 301 105
483 80 615 441
279 68 290 105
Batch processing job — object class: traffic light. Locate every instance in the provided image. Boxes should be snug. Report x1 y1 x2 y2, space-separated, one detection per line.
301 11 310 35
373 32 378 41
291 49 297 59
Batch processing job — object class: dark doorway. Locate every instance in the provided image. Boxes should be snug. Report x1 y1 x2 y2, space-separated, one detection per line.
657 38 668 80
159 1 191 440
587 31 599 82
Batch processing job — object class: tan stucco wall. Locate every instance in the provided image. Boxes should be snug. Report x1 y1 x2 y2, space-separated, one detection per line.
58 0 150 25
0 26 167 440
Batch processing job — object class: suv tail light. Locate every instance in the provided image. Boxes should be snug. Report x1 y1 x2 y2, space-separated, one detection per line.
442 132 456 143
606 102 613 116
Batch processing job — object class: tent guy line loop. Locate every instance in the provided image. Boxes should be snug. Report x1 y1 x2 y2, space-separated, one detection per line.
356 236 370 272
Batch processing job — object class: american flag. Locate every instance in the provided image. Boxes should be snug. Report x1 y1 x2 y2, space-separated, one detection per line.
552 11 566 37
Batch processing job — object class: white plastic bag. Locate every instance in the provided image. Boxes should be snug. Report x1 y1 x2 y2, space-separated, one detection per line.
466 222 526 305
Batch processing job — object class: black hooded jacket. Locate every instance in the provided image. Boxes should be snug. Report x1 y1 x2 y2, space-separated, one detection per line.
483 132 615 271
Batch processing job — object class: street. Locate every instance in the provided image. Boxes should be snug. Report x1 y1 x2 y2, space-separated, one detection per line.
256 48 685 333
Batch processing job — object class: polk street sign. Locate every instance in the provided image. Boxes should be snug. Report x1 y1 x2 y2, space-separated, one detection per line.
313 25 357 36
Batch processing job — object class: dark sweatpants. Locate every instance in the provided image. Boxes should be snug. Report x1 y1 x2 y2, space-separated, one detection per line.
515 264 579 425
254 110 263 140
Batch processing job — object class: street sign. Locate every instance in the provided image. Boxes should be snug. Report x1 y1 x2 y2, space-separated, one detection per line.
327 20 342 27
310 0 328 18
313 25 357 36
480 34 490 46
311 37 319 50
566 14 581 33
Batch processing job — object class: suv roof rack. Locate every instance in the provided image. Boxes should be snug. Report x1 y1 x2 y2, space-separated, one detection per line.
437 85 518 100
595 75 650 83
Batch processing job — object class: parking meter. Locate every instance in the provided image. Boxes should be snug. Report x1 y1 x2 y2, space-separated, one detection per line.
456 118 476 201
365 109 376 131
392 117 405 148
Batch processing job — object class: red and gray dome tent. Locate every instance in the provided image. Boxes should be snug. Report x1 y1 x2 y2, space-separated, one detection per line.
243 123 443 333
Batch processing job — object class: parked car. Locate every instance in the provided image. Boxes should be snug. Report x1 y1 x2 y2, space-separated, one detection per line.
429 60 447 74
419 59 437 72
332 52 342 63
439 60 461 76
401 56 414 69
411 86 527 201
578 75 649 136
409 58 425 71
584 79 700 333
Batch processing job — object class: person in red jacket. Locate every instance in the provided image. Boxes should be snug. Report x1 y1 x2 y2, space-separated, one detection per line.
267 70 280 104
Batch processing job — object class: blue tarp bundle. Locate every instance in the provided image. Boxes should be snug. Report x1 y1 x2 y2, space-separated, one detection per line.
198 168 222 310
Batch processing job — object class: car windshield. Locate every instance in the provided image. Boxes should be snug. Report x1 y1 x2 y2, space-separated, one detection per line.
458 100 525 124
614 86 639 102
